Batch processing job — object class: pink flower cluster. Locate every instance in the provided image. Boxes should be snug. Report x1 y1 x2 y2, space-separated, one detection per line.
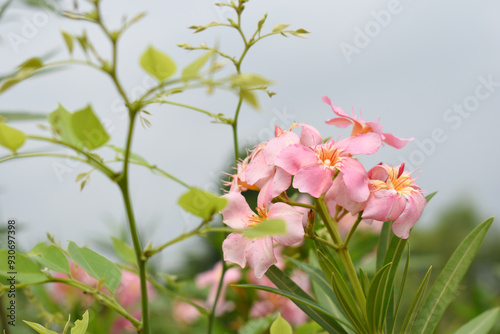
221 97 426 277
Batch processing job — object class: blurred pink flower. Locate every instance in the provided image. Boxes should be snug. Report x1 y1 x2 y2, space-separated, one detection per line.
249 270 310 326
362 163 426 239
115 270 156 309
51 262 98 307
323 96 413 149
111 312 141 334
196 261 241 315
172 301 203 326
337 212 383 239
221 192 304 278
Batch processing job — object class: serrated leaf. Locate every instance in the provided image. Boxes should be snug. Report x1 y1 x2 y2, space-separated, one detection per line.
71 105 109 150
61 30 74 55
243 219 286 238
29 242 69 274
0 122 26 152
453 307 500 334
23 321 58 334
272 24 290 33
182 51 213 80
71 310 89 334
414 217 494 334
178 187 227 220
112 237 136 264
67 241 122 293
0 250 47 284
270 313 292 334
140 46 176 81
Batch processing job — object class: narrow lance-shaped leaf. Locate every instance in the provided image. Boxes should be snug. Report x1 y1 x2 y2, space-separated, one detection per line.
452 307 500 334
366 263 392 332
413 217 494 334
399 266 432 334
23 321 58 334
182 51 213 80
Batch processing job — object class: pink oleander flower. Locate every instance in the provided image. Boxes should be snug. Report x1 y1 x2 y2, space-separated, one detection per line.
275 133 381 199
196 261 241 315
51 262 98 307
172 301 202 326
115 270 156 309
337 212 383 238
221 192 304 278
362 163 426 239
111 312 141 334
249 269 310 326
323 96 413 149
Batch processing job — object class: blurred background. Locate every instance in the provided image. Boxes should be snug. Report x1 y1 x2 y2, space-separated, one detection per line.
0 0 499 273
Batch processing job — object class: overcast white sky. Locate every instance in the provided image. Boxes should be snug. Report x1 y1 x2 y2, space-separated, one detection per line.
1 0 499 269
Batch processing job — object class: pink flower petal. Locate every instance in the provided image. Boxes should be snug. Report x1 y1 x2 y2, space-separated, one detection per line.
263 131 300 164
392 192 426 239
222 233 249 268
325 117 354 128
297 123 322 147
221 192 254 229
293 165 334 198
381 132 414 149
268 203 304 246
246 237 277 279
362 190 406 222
326 175 366 214
337 158 369 202
245 150 274 186
275 144 317 175
367 164 389 181
336 132 381 155
257 167 292 207
322 96 351 118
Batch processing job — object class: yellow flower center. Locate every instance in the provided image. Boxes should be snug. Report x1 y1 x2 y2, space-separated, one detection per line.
248 207 268 227
370 166 417 195
314 144 343 170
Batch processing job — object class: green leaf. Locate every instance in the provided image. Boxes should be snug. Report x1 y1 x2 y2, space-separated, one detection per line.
231 73 272 88
359 267 371 297
238 315 275 334
264 265 350 334
241 90 260 110
67 241 122 293
0 250 47 284
399 266 432 334
243 219 286 238
376 222 392 271
425 191 438 202
29 242 70 274
71 105 110 150
289 29 311 38
23 321 58 334
295 322 323 334
366 263 392 332
270 313 292 334
413 217 494 334
0 123 26 152
106 144 148 163
453 307 500 334
48 104 81 146
0 58 43 94
182 51 213 80
19 57 43 70
272 24 290 33
0 111 47 121
61 30 74 55
112 237 136 264
257 13 267 32
178 187 227 220
71 310 89 334
140 46 176 81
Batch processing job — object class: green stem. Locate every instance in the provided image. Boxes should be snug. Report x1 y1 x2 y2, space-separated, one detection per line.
0 152 86 165
152 100 217 119
231 96 244 161
126 159 190 189
274 197 316 210
344 211 363 247
207 260 226 334
315 198 367 316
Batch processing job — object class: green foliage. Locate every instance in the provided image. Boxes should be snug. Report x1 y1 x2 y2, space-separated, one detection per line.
400 266 432 333
71 310 89 334
61 30 74 55
0 122 26 152
23 321 59 334
413 217 494 334
140 46 177 81
453 307 500 334
111 237 136 265
0 57 43 94
71 105 110 150
29 242 70 274
67 241 122 293
270 313 292 334
243 219 287 238
182 51 213 80
0 250 47 284
178 187 228 220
